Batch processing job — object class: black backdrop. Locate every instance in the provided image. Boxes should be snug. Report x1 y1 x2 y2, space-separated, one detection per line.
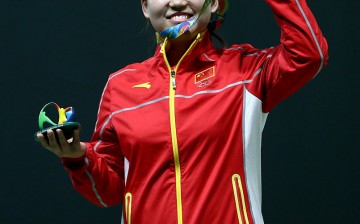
1 0 358 223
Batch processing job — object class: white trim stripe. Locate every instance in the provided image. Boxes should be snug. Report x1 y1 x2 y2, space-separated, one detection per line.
109 69 137 81
203 53 216 61
94 140 102 152
124 157 130 185
98 80 253 141
95 69 137 132
295 0 325 77
244 53 260 57
84 158 108 207
242 87 268 224
175 80 252 99
95 80 253 151
121 213 125 224
113 96 170 116
242 86 253 222
96 96 171 151
253 68 262 78
226 47 245 51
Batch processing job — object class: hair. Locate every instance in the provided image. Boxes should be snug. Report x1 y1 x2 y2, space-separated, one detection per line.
208 11 227 49
209 29 226 49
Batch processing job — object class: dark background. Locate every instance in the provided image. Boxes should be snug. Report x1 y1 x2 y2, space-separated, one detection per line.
1 0 358 223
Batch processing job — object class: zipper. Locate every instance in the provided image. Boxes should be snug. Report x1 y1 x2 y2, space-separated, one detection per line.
171 70 177 90
161 33 202 224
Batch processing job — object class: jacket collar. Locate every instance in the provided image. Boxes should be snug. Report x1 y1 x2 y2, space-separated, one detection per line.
152 31 219 74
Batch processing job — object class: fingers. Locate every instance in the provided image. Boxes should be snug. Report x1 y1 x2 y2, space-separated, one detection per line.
36 128 85 158
72 128 81 144
36 129 60 156
37 133 50 149
69 128 86 158
57 129 69 153
48 129 63 157
36 129 66 157
55 129 79 157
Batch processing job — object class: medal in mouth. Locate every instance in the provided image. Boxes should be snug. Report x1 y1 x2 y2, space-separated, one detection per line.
157 0 213 43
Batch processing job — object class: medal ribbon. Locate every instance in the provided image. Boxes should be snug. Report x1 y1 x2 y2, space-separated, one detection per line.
156 0 227 43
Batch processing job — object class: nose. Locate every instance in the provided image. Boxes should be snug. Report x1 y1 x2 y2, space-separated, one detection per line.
169 0 188 8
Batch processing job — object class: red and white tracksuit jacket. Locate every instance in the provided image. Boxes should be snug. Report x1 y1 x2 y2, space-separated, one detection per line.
62 0 328 223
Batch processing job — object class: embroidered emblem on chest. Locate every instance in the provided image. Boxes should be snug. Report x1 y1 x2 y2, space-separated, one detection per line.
194 66 215 88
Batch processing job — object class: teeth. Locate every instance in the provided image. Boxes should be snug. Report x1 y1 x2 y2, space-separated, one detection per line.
171 15 189 20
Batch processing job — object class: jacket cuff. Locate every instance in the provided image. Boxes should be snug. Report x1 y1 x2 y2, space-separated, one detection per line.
61 153 86 171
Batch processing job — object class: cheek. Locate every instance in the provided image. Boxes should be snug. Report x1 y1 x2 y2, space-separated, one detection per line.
194 12 211 30
146 5 166 22
146 0 166 15
147 14 166 32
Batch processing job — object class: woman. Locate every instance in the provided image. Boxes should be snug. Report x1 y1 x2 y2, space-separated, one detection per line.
37 0 328 223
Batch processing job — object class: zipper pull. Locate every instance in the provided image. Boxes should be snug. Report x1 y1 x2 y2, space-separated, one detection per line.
171 70 176 90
